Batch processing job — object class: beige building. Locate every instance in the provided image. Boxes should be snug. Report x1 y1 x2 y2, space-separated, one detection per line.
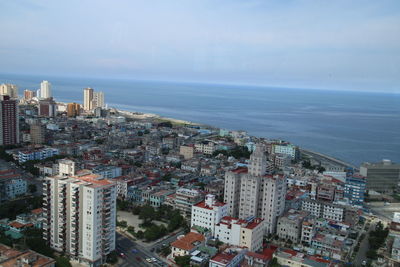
30 122 46 144
224 145 287 234
67 103 81 117
277 209 310 243
179 145 194 159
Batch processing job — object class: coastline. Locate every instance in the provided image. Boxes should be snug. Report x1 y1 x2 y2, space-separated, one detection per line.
57 101 357 169
109 104 358 170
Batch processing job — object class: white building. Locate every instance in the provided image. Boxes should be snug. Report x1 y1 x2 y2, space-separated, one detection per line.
40 80 52 99
215 216 264 252
0 83 18 98
92 165 122 179
195 141 216 155
83 88 94 111
191 194 228 235
224 145 287 234
301 199 345 222
18 148 59 163
43 169 116 267
58 159 76 176
273 144 299 160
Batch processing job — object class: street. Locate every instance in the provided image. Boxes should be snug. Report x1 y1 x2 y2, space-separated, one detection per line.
354 220 377 266
116 232 171 267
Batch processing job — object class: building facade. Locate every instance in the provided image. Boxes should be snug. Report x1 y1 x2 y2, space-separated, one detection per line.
43 170 116 267
0 95 19 146
224 145 287 234
360 160 400 193
83 88 94 111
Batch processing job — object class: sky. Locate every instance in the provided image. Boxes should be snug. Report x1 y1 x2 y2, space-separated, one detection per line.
1 0 400 92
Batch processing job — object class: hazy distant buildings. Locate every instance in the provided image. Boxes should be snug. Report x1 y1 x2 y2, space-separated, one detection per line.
83 87 94 111
0 95 19 146
39 80 52 99
93 91 104 108
67 102 81 117
360 160 400 193
83 88 105 111
24 89 35 101
224 145 286 234
43 167 116 266
0 83 18 99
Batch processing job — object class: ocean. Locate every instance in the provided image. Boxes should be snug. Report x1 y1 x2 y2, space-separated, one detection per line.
1 73 399 167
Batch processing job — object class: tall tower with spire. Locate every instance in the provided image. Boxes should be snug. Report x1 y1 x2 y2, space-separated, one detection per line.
224 143 286 234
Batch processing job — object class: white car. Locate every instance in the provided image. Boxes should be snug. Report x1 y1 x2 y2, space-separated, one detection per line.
151 257 157 262
146 258 152 263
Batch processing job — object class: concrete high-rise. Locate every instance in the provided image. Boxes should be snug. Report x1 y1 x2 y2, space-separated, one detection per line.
40 80 52 99
0 84 18 99
93 91 104 109
0 95 19 146
43 167 117 266
83 88 94 111
30 122 46 144
224 144 286 234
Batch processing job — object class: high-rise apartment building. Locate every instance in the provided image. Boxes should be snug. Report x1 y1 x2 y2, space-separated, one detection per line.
344 173 366 207
24 89 35 101
40 80 52 99
224 145 286 234
83 88 94 111
43 167 116 266
0 84 18 99
30 122 46 144
0 95 19 146
360 160 400 193
67 103 81 117
93 91 104 109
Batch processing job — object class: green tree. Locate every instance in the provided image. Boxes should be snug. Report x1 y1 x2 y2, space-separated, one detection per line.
55 256 72 267
135 230 144 239
139 205 155 223
174 255 191 267
270 257 281 267
168 211 184 232
160 246 171 257
106 251 118 264
117 220 127 228
366 250 378 260
28 184 37 194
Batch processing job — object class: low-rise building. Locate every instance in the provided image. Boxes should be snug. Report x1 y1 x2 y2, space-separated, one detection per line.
0 243 56 267
274 248 333 267
171 232 205 257
180 145 194 159
18 147 59 163
277 210 309 243
209 248 246 267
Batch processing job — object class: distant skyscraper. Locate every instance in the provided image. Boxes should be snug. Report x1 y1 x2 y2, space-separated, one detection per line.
24 89 35 101
0 95 19 145
224 144 286 234
93 91 105 108
0 84 18 99
67 103 81 117
40 80 52 99
43 167 116 266
83 88 94 110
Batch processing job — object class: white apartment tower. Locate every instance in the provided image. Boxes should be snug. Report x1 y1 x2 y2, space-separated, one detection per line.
83 88 94 111
43 168 116 266
224 144 286 234
40 80 52 99
0 83 18 99
93 91 105 109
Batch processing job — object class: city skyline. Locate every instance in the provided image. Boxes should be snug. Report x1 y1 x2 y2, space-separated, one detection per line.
1 0 399 93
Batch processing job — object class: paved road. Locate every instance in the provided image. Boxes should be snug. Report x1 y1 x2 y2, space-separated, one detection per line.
116 232 169 267
354 220 377 266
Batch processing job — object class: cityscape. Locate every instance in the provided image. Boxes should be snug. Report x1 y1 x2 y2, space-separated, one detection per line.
0 80 399 267
1 1 400 267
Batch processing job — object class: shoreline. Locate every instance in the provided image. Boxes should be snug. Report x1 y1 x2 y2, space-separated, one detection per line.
57 101 357 169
